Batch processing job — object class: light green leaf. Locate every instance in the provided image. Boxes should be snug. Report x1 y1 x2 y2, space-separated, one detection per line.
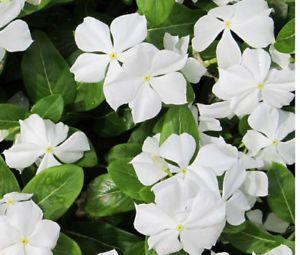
0 156 20 198
108 158 144 201
53 233 82 255
22 31 76 106
31 94 64 122
267 163 295 224
23 164 84 220
0 104 28 129
84 174 134 217
160 105 199 145
106 143 142 164
137 0 175 26
274 19 295 53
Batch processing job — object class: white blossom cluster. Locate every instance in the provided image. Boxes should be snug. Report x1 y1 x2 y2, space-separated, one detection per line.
0 192 60 254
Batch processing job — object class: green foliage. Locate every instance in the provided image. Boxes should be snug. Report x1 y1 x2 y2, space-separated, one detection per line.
53 233 82 255
274 18 295 53
23 164 84 220
31 94 64 122
267 163 295 224
84 174 134 217
0 104 28 129
137 0 175 26
22 31 76 107
108 158 144 201
222 221 286 254
160 105 199 145
0 156 20 198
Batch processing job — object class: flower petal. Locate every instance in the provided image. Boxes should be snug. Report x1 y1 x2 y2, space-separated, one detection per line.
242 130 271 156
25 245 52 255
150 72 187 105
151 50 187 76
134 203 177 236
70 53 110 83
217 29 242 69
29 220 60 249
74 16 112 53
129 84 162 123
242 171 268 197
54 131 90 163
0 0 25 28
110 13 147 53
181 57 206 83
0 20 33 52
192 15 224 52
148 230 182 255
277 139 295 165
0 217 20 249
36 153 61 174
159 133 196 168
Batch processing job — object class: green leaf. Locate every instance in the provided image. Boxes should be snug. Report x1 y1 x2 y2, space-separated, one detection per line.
108 158 144 201
147 4 205 48
23 164 84 220
84 174 134 217
124 242 145 255
94 109 135 137
274 19 295 53
137 0 175 26
267 163 295 224
106 143 142 164
160 105 199 145
138 186 155 203
68 222 141 254
222 221 284 254
77 145 98 168
53 233 82 255
238 115 250 136
73 82 105 112
22 31 76 106
0 156 20 198
31 94 64 122
0 104 28 129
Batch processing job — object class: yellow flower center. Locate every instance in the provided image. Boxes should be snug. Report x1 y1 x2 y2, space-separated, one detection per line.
46 146 54 154
257 83 265 90
181 168 188 174
6 198 15 205
225 20 231 28
21 237 29 246
176 224 184 232
110 52 118 60
272 139 279 146
144 75 151 82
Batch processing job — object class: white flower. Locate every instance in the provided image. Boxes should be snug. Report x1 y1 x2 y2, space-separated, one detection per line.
252 245 293 255
98 250 118 255
104 44 187 123
197 101 233 132
192 0 274 69
0 0 25 28
3 114 90 174
243 103 295 167
0 192 32 214
247 209 289 234
0 129 9 142
0 200 60 254
192 137 268 225
132 133 220 194
70 13 147 83
213 48 295 116
163 33 206 83
269 45 293 70
134 177 226 255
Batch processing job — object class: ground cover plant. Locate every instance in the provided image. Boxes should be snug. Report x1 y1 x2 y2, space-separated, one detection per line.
0 0 295 254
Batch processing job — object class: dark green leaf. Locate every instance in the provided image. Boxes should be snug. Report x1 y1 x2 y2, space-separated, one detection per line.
106 143 142 164
274 19 295 53
267 163 295 224
53 233 82 255
84 174 134 217
0 156 20 198
22 31 76 106
23 164 84 220
0 104 28 129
